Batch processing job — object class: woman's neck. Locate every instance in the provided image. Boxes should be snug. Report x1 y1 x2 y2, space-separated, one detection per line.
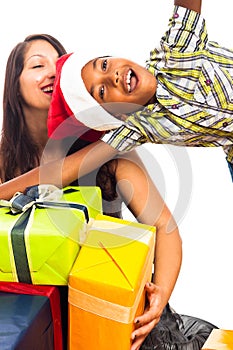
24 108 49 150
24 107 67 163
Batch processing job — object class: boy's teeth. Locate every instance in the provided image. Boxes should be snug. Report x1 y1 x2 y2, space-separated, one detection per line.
126 70 132 92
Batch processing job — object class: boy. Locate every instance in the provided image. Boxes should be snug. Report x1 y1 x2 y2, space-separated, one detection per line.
48 0 233 179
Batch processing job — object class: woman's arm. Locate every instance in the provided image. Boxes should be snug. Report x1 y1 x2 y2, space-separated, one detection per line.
0 140 117 199
115 152 182 350
174 0 202 13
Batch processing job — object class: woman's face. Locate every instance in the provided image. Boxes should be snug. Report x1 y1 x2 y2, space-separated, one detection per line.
19 39 59 113
81 56 157 115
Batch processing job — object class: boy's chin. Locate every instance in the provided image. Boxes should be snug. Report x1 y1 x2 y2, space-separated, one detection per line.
102 102 144 116
146 95 157 105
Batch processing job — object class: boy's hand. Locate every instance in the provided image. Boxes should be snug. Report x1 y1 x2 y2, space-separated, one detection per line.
174 0 202 13
130 282 166 350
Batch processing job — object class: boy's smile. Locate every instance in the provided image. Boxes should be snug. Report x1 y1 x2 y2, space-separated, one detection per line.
81 56 157 115
126 69 138 93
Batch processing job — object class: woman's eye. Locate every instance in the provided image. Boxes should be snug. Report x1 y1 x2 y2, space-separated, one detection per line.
32 64 43 69
102 59 107 71
99 86 105 100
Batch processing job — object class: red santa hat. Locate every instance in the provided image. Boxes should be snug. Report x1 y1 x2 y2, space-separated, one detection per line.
47 52 123 140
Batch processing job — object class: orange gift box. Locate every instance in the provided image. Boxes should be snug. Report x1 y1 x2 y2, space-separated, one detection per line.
202 329 233 349
68 214 156 350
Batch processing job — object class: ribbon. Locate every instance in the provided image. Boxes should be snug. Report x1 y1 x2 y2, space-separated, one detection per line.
10 208 33 284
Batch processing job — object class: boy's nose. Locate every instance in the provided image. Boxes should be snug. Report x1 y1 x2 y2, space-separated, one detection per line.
109 70 119 86
115 71 119 84
106 70 120 86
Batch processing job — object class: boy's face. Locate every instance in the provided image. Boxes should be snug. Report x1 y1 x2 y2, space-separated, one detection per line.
81 57 157 115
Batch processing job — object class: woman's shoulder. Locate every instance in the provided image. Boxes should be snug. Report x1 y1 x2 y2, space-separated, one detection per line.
116 151 148 180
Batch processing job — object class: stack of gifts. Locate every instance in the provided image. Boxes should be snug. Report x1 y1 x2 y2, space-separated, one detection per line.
0 185 156 349
0 185 102 350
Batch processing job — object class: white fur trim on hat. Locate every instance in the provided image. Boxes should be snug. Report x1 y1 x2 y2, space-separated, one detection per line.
60 51 123 131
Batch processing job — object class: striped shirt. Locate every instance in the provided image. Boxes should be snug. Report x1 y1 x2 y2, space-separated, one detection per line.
102 6 233 163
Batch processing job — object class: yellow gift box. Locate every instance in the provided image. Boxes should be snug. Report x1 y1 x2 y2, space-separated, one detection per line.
202 329 233 349
0 186 102 285
68 214 156 350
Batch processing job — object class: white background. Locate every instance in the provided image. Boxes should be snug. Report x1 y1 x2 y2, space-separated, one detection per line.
0 0 232 330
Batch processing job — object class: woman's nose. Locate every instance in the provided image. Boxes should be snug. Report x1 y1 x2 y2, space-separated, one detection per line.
47 63 56 79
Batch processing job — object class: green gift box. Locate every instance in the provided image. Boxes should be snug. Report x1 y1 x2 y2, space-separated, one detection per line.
0 186 102 285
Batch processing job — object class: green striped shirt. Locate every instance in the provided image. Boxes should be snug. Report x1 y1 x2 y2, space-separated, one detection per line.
102 6 233 163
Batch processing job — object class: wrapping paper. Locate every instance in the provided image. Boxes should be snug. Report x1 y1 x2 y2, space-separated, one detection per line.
0 186 102 285
0 292 53 350
202 329 233 349
0 282 63 350
68 214 156 350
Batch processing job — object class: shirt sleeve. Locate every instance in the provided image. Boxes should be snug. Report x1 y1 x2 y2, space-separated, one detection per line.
160 6 207 53
224 144 233 164
101 124 146 152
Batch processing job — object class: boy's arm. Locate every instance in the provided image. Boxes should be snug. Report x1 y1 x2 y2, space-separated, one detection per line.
0 140 118 200
174 0 202 13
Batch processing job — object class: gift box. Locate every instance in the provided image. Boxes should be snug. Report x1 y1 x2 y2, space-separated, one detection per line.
0 186 102 285
201 329 233 349
68 214 156 350
0 292 54 350
0 282 63 350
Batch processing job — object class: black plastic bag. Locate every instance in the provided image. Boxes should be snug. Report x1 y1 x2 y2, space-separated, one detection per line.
140 304 218 350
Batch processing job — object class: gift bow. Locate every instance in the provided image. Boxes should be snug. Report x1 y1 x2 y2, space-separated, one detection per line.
0 184 89 221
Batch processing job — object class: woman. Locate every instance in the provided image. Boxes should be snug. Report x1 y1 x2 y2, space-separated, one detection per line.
0 34 67 181
0 34 213 350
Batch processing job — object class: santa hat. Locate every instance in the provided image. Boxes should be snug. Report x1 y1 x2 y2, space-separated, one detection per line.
47 52 123 140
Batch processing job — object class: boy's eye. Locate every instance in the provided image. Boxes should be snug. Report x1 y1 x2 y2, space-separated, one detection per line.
99 85 105 100
102 59 107 71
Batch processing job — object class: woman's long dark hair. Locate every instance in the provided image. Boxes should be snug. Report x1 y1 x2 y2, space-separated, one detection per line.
0 34 67 182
